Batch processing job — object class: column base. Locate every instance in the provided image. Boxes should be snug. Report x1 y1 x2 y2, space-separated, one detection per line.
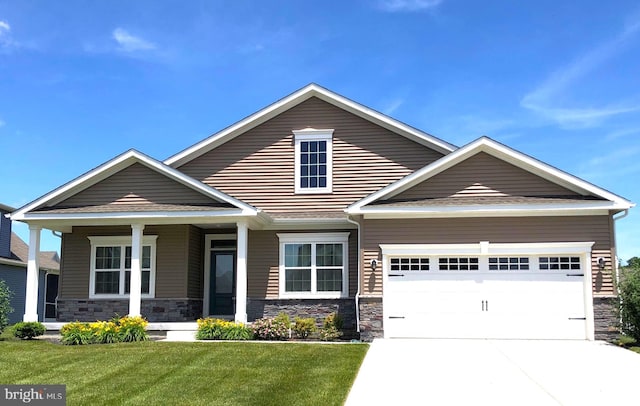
23 313 39 322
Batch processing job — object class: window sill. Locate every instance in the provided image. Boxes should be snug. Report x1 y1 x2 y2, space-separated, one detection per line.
294 188 333 194
278 293 348 300
88 294 155 300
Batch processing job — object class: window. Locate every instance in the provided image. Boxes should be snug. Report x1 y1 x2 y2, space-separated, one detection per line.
278 233 349 298
293 129 333 194
489 257 530 271
390 258 430 271
539 256 581 270
89 236 157 298
438 257 479 271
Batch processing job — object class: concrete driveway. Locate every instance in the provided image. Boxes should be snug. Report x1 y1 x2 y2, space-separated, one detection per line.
346 339 640 405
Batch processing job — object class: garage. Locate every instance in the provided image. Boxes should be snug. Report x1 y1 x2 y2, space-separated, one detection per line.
382 242 594 339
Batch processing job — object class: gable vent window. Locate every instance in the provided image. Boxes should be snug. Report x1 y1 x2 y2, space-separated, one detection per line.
293 129 333 194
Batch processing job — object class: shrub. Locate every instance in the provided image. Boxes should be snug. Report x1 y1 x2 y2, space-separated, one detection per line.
615 334 637 347
61 322 94 345
91 321 119 344
0 280 13 335
252 317 290 340
13 322 46 340
117 316 149 342
319 312 343 341
196 318 253 340
293 317 316 339
619 266 640 341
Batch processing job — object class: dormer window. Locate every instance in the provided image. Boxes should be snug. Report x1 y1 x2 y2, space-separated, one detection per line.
293 128 334 194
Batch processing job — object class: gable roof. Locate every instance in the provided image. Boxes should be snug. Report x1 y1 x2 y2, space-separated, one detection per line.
347 136 634 216
10 149 258 221
165 83 457 167
8 233 60 271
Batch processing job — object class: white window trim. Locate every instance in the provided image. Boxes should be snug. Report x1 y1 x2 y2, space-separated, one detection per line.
293 128 334 194
88 235 158 299
277 232 349 299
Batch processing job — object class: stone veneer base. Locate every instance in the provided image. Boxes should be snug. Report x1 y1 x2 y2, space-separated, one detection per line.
593 296 619 342
247 298 357 337
358 297 383 342
57 298 202 322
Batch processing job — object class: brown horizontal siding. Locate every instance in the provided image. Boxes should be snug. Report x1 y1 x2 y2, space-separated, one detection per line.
55 163 217 208
187 226 203 298
247 230 358 299
394 152 581 200
59 225 191 299
178 97 443 213
362 216 614 296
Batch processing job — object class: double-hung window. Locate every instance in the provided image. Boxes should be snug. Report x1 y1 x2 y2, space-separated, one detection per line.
293 129 333 194
89 236 157 298
278 233 349 298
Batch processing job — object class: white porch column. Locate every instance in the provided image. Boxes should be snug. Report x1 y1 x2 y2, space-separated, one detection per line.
23 225 41 322
128 224 145 317
235 222 248 323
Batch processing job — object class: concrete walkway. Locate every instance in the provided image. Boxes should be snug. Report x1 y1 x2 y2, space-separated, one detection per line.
346 339 640 406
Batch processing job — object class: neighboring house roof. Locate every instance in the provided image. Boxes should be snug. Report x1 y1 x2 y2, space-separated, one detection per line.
165 83 457 167
10 149 259 223
348 136 635 216
0 232 60 271
0 203 15 213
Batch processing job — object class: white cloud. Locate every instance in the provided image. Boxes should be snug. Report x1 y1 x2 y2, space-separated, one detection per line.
521 16 640 128
378 0 443 12
382 98 404 115
0 20 15 48
112 28 156 52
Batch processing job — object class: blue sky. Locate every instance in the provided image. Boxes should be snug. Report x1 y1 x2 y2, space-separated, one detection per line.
1 0 638 263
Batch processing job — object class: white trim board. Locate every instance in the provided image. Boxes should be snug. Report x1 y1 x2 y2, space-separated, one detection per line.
10 149 258 221
165 84 456 167
348 136 634 213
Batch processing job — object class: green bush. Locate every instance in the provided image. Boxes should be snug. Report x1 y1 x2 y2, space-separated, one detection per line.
60 316 149 345
196 318 253 340
293 317 316 339
60 322 94 345
319 312 343 341
615 334 637 347
274 312 291 328
619 266 640 341
117 316 149 342
0 280 13 335
13 322 46 340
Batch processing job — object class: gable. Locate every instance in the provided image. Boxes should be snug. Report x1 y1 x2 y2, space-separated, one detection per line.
177 97 445 213
393 152 582 201
50 162 224 209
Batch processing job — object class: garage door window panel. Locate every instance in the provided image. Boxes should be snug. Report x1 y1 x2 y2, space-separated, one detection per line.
390 258 430 271
539 257 581 270
489 257 530 271
439 257 479 271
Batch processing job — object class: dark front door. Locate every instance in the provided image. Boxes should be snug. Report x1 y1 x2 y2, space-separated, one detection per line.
209 251 235 315
45 273 59 320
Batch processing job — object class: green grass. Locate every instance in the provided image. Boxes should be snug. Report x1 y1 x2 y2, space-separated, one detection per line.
0 339 368 406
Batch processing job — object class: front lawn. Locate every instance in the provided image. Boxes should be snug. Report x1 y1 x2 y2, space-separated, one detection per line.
0 340 368 405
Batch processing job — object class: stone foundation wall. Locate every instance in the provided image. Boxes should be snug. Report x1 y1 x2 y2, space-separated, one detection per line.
593 296 618 342
247 298 357 334
57 298 203 322
358 297 383 342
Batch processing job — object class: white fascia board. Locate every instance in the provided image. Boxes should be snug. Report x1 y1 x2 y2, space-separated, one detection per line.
165 84 456 167
11 150 258 221
18 209 256 222
355 202 620 219
349 137 634 211
380 241 594 256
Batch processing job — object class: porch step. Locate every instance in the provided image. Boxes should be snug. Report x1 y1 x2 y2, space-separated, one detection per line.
164 330 197 342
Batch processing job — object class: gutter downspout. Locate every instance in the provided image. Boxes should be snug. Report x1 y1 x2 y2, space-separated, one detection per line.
613 209 630 294
346 216 361 333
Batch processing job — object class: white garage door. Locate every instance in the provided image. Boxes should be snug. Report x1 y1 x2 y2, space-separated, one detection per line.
384 251 590 339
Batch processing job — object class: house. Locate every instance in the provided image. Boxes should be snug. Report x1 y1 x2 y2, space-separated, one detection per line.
0 203 60 324
8 84 634 341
